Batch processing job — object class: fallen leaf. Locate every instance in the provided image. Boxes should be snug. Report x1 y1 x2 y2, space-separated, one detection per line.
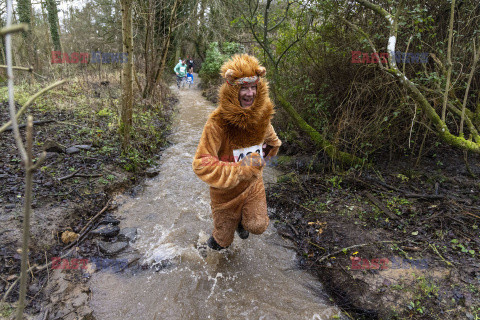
61 231 79 244
6 274 17 281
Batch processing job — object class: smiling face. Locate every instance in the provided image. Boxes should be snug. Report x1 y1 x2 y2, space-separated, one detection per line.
238 83 257 108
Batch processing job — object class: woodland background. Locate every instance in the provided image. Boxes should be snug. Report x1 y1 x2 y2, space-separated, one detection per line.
1 0 480 319
1 0 479 165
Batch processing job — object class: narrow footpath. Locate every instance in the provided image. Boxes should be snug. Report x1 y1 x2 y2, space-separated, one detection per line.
88 79 342 320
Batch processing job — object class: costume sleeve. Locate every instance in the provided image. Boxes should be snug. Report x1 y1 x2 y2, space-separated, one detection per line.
192 121 263 189
264 123 282 157
174 63 179 73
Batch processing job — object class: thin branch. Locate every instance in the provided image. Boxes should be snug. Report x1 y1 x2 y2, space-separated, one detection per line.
0 80 67 134
57 169 82 181
16 116 34 319
275 12 313 68
402 35 413 75
442 0 455 122
460 38 479 135
245 18 275 65
1 120 55 132
267 1 292 32
0 65 32 72
448 101 480 143
315 241 399 263
355 0 391 18
0 23 28 36
63 200 112 251
6 1 26 162
263 0 272 57
340 17 385 70
1 244 78 304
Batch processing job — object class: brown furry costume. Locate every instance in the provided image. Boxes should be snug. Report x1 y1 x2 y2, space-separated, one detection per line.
192 54 282 248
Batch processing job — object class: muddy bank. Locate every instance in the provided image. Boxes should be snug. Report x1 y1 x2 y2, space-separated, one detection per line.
85 79 342 320
0 74 174 319
267 147 480 319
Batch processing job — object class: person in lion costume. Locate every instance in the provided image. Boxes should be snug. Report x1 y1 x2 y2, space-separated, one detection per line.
192 54 282 250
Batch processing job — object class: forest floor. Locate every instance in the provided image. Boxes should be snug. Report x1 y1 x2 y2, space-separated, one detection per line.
1 76 479 319
266 144 480 319
0 72 175 319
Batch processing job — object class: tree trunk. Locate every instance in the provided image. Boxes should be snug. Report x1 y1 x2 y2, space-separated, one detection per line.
120 0 133 150
240 0 361 166
17 0 33 68
270 72 362 166
143 0 181 98
45 0 61 51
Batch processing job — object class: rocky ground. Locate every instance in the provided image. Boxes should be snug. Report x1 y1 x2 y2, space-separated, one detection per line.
266 144 480 319
2 77 479 319
200 79 480 319
0 74 174 319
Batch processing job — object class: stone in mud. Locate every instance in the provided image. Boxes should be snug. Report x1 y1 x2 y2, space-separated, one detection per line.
43 140 65 153
96 240 128 255
90 224 120 238
66 146 80 154
118 227 137 242
46 152 59 160
145 167 160 177
99 216 120 226
29 282 41 295
76 305 95 320
73 144 92 150
154 259 173 271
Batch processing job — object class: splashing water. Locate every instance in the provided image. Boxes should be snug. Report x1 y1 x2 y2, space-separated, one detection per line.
88 80 343 320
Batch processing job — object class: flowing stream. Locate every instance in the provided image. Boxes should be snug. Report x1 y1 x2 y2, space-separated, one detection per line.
89 80 342 320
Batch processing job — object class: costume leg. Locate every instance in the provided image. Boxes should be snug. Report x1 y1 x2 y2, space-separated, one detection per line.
211 204 242 248
241 178 269 235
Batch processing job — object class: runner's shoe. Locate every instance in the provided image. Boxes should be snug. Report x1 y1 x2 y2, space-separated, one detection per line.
207 235 226 251
236 223 249 239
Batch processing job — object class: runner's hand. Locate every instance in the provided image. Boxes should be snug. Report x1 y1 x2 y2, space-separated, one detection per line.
262 143 273 158
240 152 265 167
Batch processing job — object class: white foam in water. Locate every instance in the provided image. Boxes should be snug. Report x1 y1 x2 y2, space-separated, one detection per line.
140 225 184 266
144 243 179 266
89 85 344 320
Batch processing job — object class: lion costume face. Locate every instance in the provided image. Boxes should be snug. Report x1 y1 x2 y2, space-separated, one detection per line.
192 53 283 248
217 54 273 130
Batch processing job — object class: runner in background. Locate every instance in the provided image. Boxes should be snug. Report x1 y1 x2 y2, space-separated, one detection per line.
174 59 188 89
186 72 194 88
187 56 194 73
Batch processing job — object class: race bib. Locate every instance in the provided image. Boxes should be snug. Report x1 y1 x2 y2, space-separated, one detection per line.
179 66 186 73
233 144 263 162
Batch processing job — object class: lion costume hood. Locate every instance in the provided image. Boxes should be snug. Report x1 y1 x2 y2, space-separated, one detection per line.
192 54 282 248
211 54 275 149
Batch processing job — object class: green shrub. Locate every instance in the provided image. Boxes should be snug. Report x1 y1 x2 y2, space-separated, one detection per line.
199 41 244 86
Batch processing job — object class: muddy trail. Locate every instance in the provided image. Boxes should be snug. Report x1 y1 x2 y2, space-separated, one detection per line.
86 81 342 319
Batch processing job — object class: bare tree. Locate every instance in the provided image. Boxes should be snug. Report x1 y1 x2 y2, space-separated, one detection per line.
2 1 66 318
347 0 480 154
45 0 62 51
235 0 362 165
141 0 184 98
120 0 133 149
